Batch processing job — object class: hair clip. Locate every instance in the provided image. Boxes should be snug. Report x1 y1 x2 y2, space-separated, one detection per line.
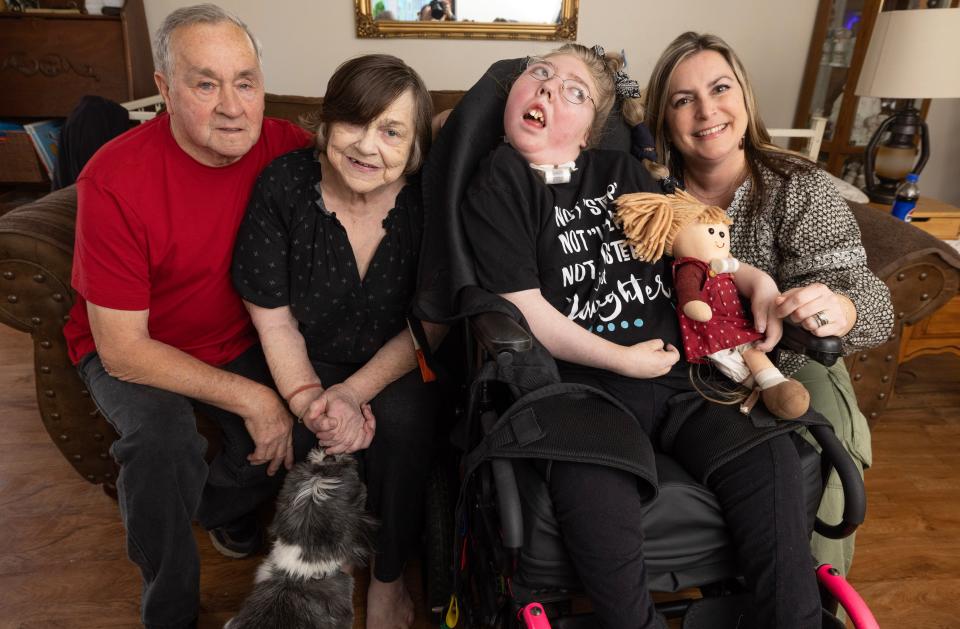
614 70 641 99
660 176 679 194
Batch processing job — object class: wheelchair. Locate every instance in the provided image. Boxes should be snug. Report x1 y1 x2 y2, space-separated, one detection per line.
447 303 873 628
413 57 880 629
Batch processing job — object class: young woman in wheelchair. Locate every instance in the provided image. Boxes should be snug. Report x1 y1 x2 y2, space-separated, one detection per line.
461 43 823 629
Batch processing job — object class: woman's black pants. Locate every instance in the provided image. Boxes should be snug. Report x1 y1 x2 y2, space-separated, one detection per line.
546 375 822 629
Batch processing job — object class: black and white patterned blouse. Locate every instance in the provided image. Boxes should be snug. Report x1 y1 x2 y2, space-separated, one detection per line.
232 148 423 365
726 162 894 376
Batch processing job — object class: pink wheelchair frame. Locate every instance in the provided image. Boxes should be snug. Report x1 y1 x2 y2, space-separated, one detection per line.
817 563 879 629
518 564 880 628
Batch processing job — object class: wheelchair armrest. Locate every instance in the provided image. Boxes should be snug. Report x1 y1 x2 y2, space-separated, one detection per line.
470 311 533 355
777 321 843 367
807 424 866 539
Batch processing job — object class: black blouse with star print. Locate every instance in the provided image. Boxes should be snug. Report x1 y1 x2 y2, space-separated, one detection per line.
232 148 423 365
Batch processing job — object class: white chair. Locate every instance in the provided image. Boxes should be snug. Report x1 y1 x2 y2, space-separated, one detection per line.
768 116 827 161
121 94 165 123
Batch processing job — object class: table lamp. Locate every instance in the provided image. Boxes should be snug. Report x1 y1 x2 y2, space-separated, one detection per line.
855 8 960 203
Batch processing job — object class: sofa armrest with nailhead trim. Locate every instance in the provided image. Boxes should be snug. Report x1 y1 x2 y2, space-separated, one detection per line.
0 185 119 489
844 202 960 425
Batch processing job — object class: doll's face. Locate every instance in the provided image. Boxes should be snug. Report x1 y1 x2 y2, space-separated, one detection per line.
672 222 730 261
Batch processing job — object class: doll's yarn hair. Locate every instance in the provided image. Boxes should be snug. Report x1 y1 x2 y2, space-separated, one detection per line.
615 188 732 262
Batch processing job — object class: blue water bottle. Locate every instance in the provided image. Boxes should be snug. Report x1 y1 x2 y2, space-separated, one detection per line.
891 173 920 222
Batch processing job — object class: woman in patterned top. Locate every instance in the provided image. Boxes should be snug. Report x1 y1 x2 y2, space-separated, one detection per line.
641 31 894 577
232 54 442 629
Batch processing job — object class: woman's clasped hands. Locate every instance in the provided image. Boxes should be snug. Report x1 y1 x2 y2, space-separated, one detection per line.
296 383 377 454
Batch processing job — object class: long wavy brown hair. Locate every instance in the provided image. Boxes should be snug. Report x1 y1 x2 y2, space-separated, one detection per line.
643 31 815 223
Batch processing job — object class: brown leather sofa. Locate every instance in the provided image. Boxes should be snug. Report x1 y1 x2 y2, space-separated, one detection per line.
2 92 959 493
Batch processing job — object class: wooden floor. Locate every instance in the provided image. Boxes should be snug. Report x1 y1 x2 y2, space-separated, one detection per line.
1 322 958 628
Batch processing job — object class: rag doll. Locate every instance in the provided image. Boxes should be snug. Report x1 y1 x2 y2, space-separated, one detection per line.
225 448 377 629
615 189 810 419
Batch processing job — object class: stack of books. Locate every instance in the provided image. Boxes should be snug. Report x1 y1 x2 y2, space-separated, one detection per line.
0 119 63 183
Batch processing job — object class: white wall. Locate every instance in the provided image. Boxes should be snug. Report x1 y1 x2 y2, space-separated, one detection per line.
920 100 960 206
143 0 816 127
142 0 959 204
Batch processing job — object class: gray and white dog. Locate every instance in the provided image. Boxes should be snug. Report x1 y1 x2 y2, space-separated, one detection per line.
225 448 378 629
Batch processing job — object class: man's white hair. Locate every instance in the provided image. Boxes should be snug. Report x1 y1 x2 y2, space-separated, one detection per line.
154 3 261 76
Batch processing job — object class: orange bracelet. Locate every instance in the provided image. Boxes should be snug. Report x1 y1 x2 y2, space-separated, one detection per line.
285 382 323 403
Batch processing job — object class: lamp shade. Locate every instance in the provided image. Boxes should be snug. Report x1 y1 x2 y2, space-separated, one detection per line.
855 8 960 99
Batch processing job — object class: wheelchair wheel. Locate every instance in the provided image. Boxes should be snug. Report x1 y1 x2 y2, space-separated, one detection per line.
424 453 457 615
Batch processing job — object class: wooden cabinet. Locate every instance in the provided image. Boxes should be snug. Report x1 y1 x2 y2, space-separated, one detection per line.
869 197 960 361
792 0 957 179
0 0 154 118
902 291 960 360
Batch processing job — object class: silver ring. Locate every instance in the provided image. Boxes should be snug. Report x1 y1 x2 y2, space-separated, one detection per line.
813 310 830 328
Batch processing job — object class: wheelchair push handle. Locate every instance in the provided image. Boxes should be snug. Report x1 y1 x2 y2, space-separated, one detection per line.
809 424 867 539
518 602 553 628
480 409 524 554
816 564 879 629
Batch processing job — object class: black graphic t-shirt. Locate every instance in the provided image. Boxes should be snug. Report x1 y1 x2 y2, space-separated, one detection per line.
232 148 422 365
464 144 683 372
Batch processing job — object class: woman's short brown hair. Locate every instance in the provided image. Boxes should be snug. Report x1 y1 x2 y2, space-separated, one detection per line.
305 54 433 174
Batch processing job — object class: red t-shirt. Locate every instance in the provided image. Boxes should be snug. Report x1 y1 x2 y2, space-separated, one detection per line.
64 113 313 365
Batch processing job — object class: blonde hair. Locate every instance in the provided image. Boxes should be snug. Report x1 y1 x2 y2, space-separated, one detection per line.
615 188 731 262
542 44 646 148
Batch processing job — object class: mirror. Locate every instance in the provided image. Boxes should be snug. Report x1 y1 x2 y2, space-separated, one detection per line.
355 0 578 40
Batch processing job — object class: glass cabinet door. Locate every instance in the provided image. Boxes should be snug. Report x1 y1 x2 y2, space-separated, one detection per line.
808 0 868 143
794 0 951 180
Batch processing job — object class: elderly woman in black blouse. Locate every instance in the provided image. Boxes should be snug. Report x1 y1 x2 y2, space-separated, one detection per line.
231 54 441 629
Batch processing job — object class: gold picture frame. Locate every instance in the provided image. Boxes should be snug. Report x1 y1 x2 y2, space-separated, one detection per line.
355 0 578 41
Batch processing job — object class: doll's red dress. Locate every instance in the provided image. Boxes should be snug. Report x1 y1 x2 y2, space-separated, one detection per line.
673 257 763 362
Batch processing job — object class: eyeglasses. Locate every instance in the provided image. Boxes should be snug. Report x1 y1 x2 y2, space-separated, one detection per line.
524 57 595 107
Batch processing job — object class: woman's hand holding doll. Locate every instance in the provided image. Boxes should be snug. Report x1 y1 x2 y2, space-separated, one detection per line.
615 189 810 420
729 262 784 353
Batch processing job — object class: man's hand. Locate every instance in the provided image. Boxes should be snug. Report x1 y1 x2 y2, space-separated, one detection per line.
241 388 295 476
616 339 681 379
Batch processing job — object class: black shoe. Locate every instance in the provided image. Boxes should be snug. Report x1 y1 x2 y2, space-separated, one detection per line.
207 513 262 559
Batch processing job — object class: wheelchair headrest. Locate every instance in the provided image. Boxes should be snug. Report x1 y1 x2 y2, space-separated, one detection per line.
414 57 633 323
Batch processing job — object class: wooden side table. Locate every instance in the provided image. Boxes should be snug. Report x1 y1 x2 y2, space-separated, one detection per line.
868 196 960 360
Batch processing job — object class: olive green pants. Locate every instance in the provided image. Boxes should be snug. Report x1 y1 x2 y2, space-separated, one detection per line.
793 359 872 578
